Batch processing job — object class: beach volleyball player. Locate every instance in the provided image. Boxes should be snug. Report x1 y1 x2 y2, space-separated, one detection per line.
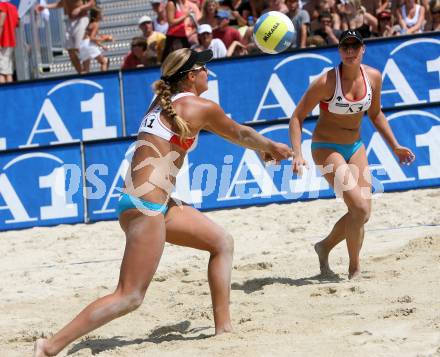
33 48 292 356
289 30 415 279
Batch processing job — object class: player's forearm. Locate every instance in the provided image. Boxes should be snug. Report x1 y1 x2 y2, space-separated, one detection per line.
234 125 274 152
371 112 399 150
289 116 303 157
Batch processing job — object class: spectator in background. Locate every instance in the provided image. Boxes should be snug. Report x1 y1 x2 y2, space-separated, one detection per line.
249 0 265 19
286 0 310 48
312 11 341 44
428 0 440 30
121 36 148 69
183 0 202 45
340 0 378 38
213 10 243 48
0 0 19 83
262 0 289 14
309 0 341 32
227 39 248 56
218 0 251 27
79 7 110 73
37 0 96 74
151 0 169 34
162 0 192 61
199 0 219 28
396 0 426 34
376 9 400 36
192 24 227 57
138 15 166 64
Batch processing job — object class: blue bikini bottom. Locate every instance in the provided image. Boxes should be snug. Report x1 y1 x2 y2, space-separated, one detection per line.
117 193 168 216
311 139 363 161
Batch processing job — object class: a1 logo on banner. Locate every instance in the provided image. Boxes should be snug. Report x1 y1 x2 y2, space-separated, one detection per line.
0 146 84 230
20 79 119 148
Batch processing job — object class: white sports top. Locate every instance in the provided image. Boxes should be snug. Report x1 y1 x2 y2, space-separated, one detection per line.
138 92 197 150
320 64 372 115
402 4 421 28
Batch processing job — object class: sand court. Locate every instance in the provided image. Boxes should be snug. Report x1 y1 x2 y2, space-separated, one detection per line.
1 188 439 356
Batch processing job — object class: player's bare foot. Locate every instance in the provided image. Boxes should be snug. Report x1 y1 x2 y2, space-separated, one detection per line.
348 268 361 280
33 338 50 357
215 323 233 335
314 241 335 276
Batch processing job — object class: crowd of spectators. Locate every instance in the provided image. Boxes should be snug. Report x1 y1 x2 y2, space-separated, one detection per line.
120 0 440 70
1 0 440 82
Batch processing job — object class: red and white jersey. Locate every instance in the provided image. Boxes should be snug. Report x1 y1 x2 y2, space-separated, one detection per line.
138 92 197 151
320 64 372 115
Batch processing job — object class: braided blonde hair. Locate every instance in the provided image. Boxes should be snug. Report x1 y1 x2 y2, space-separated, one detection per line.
152 49 193 140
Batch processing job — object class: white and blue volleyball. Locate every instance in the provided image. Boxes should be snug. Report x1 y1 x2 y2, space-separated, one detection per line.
253 11 295 54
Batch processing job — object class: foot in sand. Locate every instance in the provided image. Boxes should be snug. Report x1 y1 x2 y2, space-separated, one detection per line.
314 241 335 276
215 324 233 335
33 338 50 357
348 268 361 280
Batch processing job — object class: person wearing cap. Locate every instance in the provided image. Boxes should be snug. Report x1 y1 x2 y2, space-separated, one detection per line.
289 29 415 280
192 24 227 58
212 9 243 49
0 0 19 83
33 48 293 357
138 15 166 65
376 10 400 36
151 0 169 34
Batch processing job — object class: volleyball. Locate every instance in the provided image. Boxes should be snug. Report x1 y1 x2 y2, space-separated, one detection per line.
253 11 295 54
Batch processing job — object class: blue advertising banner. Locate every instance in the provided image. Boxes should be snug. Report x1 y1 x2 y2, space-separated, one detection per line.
122 33 440 131
84 139 134 222
0 145 84 230
84 104 440 223
0 73 122 151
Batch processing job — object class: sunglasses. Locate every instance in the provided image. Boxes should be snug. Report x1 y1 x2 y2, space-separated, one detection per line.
180 65 208 75
339 42 362 51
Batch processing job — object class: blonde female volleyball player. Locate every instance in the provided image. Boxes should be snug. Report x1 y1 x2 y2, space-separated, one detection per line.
289 30 415 279
33 48 292 357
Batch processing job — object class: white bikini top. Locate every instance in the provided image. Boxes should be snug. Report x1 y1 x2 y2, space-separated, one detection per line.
320 64 372 115
138 92 197 150
402 4 421 28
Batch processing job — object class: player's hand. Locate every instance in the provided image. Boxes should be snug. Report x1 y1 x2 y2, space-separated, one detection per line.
266 142 293 163
292 155 308 176
35 4 45 12
393 145 415 165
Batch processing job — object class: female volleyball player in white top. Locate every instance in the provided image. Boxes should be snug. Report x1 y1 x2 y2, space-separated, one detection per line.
289 30 415 279
34 48 292 356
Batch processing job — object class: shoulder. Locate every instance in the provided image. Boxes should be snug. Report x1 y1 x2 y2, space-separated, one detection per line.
315 67 336 89
363 64 381 84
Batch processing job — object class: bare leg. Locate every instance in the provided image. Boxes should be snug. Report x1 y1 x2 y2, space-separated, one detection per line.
96 55 109 71
67 49 82 73
82 59 91 74
312 146 371 278
165 202 233 334
33 211 166 356
0 74 5 83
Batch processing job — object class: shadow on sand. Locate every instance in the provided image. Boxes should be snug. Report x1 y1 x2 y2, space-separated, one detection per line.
231 273 343 294
67 320 211 355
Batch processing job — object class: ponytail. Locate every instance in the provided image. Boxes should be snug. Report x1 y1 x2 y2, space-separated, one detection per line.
153 79 191 140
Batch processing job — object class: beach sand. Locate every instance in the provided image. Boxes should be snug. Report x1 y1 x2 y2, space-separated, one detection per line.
1 188 439 357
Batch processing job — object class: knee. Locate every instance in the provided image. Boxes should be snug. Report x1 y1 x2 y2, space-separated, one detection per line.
211 232 234 256
349 201 371 224
115 290 145 315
